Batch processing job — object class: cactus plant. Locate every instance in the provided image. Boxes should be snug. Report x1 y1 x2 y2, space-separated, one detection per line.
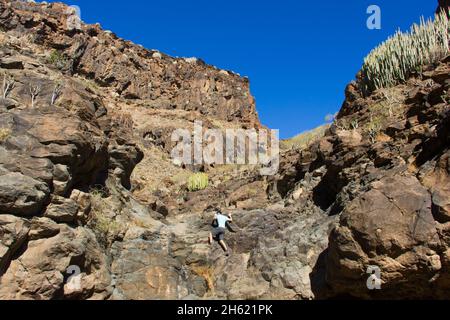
187 173 209 192
359 11 449 96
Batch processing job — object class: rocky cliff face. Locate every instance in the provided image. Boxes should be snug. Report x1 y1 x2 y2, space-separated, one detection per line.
0 0 261 299
0 0 260 128
0 0 449 300
320 60 450 299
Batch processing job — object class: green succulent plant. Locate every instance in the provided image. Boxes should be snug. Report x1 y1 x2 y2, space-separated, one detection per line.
187 173 209 192
359 11 449 96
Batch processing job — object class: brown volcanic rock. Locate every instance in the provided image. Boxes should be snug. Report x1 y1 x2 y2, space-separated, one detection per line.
0 215 30 274
327 175 441 299
0 0 266 301
0 224 111 300
321 60 450 299
110 240 188 300
0 0 260 128
420 150 450 223
268 56 450 299
0 171 50 216
0 0 449 301
0 105 110 194
0 3 145 299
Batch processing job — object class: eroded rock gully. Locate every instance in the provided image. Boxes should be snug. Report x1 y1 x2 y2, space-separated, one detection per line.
0 0 449 300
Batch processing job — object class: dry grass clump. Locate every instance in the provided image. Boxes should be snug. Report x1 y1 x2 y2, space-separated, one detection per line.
281 124 330 150
0 128 11 142
89 187 122 242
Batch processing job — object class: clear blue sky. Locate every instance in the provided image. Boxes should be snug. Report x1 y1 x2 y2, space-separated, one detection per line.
44 0 436 138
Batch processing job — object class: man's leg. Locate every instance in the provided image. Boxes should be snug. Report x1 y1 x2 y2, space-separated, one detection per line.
218 240 228 252
208 232 213 245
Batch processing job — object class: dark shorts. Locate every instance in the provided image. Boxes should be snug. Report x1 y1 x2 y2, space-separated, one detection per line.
212 227 226 241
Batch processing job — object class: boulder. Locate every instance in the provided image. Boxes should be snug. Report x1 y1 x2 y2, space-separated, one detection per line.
110 240 189 300
108 144 144 190
0 215 30 274
0 172 50 216
45 196 79 224
336 130 362 148
0 225 111 300
70 189 92 223
52 164 72 196
29 217 60 241
327 175 441 298
0 57 24 70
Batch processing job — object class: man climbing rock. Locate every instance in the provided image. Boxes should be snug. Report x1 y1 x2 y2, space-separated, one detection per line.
208 208 233 256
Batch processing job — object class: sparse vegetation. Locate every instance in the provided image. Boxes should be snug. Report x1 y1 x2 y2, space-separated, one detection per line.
350 119 359 130
170 171 192 186
334 87 403 142
2 73 15 99
334 118 351 131
48 50 69 70
115 113 134 130
360 11 449 95
78 76 100 93
381 90 402 117
281 124 330 150
91 211 122 237
29 83 42 108
90 185 109 197
366 114 383 143
89 186 122 243
187 173 209 192
51 81 64 105
0 128 11 142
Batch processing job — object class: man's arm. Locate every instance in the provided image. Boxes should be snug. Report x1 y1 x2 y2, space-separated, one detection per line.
228 213 233 223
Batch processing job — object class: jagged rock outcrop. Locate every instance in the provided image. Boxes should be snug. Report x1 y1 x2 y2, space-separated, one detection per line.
271 56 450 299
0 0 266 300
0 0 260 128
325 58 450 299
0 223 111 300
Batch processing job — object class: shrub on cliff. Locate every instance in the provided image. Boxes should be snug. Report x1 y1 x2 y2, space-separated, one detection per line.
89 186 121 246
48 50 69 70
359 10 449 95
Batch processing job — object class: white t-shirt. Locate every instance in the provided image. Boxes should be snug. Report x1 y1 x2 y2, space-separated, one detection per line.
215 213 231 229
